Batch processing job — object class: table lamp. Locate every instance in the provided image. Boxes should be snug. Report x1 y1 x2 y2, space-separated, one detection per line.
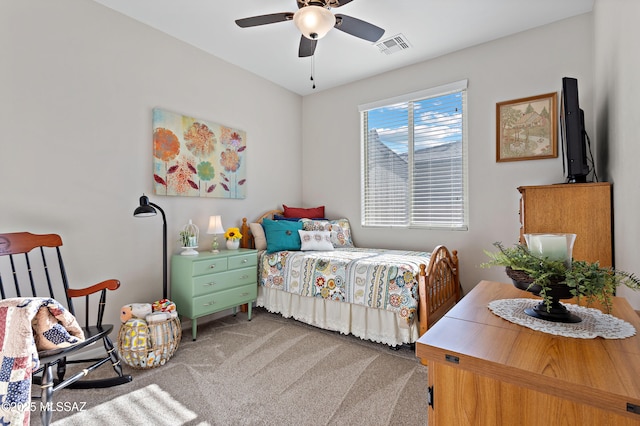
207 215 224 253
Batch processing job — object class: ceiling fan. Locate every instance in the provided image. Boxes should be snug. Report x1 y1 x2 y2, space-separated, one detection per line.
235 0 385 58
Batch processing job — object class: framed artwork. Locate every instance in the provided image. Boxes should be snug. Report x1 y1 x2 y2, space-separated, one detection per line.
496 92 557 162
152 108 246 198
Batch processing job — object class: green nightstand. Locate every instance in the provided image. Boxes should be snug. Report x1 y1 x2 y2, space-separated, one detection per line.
170 249 258 340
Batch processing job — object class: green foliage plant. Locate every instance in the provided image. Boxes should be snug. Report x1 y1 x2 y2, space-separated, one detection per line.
482 242 640 313
179 230 195 247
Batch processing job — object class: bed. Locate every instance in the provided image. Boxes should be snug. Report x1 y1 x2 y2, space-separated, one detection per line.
240 209 461 348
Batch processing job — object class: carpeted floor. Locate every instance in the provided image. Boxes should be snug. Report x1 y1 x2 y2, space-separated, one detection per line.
37 308 428 425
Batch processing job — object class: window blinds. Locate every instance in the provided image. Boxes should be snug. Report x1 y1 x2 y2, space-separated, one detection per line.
360 80 468 229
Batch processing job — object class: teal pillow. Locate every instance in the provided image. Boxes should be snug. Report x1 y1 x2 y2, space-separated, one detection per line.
262 218 303 253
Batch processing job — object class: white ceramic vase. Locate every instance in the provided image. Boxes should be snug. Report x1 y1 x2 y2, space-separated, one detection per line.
226 239 240 250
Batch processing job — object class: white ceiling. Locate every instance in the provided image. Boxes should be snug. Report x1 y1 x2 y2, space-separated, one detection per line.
92 0 594 96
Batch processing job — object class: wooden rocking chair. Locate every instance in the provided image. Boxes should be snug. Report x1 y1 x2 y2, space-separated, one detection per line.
0 232 133 425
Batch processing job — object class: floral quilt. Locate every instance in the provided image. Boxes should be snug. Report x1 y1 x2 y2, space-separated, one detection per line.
259 247 431 325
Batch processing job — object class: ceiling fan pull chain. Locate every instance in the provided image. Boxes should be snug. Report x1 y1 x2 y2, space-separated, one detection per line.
311 55 316 89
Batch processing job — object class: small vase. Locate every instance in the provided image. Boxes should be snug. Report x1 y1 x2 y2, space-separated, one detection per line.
226 239 240 250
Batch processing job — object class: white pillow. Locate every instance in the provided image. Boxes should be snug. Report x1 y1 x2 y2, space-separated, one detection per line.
298 230 334 251
249 223 267 251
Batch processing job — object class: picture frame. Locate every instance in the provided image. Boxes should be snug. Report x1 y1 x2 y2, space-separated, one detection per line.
496 92 557 162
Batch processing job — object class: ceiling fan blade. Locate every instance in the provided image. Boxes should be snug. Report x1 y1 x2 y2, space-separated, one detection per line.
235 12 294 28
298 36 318 57
334 14 385 42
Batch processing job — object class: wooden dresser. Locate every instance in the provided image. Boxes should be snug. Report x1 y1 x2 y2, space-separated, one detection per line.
416 281 640 425
518 182 612 267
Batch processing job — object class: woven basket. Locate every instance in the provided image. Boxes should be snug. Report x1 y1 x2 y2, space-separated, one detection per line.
505 267 570 298
505 267 534 283
117 316 182 369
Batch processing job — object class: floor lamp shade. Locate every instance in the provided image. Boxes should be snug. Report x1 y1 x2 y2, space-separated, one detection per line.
133 194 168 299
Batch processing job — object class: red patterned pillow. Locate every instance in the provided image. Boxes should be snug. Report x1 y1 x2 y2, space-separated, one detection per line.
282 204 325 219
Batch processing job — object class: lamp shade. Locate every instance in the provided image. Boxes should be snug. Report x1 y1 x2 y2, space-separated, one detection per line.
133 195 157 217
207 215 224 234
293 5 336 40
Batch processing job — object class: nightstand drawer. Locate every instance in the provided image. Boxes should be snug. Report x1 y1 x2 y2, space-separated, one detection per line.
228 253 257 270
192 257 228 276
191 283 258 317
192 267 257 297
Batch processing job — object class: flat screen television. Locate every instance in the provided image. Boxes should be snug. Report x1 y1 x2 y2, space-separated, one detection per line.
560 77 590 183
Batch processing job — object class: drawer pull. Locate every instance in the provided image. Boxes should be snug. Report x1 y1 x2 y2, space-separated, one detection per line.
204 282 216 286
209 265 216 269
203 301 216 306
240 292 249 297
242 259 248 263
241 275 249 279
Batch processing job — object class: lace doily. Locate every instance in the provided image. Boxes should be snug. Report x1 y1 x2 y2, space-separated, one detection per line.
488 298 636 339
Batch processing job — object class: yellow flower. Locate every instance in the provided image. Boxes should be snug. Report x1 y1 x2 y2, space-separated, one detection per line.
224 227 243 240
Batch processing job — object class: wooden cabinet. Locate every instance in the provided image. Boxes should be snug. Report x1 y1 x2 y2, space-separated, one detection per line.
171 249 258 340
518 182 612 267
416 281 640 425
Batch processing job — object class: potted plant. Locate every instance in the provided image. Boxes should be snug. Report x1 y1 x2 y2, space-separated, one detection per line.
178 220 199 256
179 230 196 247
224 227 242 250
482 242 640 321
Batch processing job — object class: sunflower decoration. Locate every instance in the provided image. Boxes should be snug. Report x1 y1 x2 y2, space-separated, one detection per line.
224 227 243 241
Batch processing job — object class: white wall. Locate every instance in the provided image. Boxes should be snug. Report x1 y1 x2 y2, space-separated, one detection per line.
594 0 640 309
0 0 303 327
302 14 594 295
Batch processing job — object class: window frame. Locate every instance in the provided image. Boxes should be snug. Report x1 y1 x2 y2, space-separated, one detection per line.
359 80 469 231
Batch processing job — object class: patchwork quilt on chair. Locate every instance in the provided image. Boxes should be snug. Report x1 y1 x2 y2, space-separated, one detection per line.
0 298 84 425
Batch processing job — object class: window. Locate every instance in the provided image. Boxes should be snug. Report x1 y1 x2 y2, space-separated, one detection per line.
359 80 468 230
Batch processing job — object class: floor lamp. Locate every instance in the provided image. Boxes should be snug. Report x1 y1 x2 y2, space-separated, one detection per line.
133 194 168 299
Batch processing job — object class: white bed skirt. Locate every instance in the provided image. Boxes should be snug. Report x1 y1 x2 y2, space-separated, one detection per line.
256 286 420 347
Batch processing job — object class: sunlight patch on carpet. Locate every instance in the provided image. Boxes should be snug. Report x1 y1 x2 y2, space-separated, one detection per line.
51 384 204 426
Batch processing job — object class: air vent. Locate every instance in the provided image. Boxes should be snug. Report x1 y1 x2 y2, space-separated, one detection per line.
376 34 411 55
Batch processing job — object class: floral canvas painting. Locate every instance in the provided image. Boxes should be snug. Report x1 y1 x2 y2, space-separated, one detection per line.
152 108 246 198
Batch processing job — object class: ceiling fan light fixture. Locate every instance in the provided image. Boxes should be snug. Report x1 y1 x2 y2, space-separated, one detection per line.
293 5 336 40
